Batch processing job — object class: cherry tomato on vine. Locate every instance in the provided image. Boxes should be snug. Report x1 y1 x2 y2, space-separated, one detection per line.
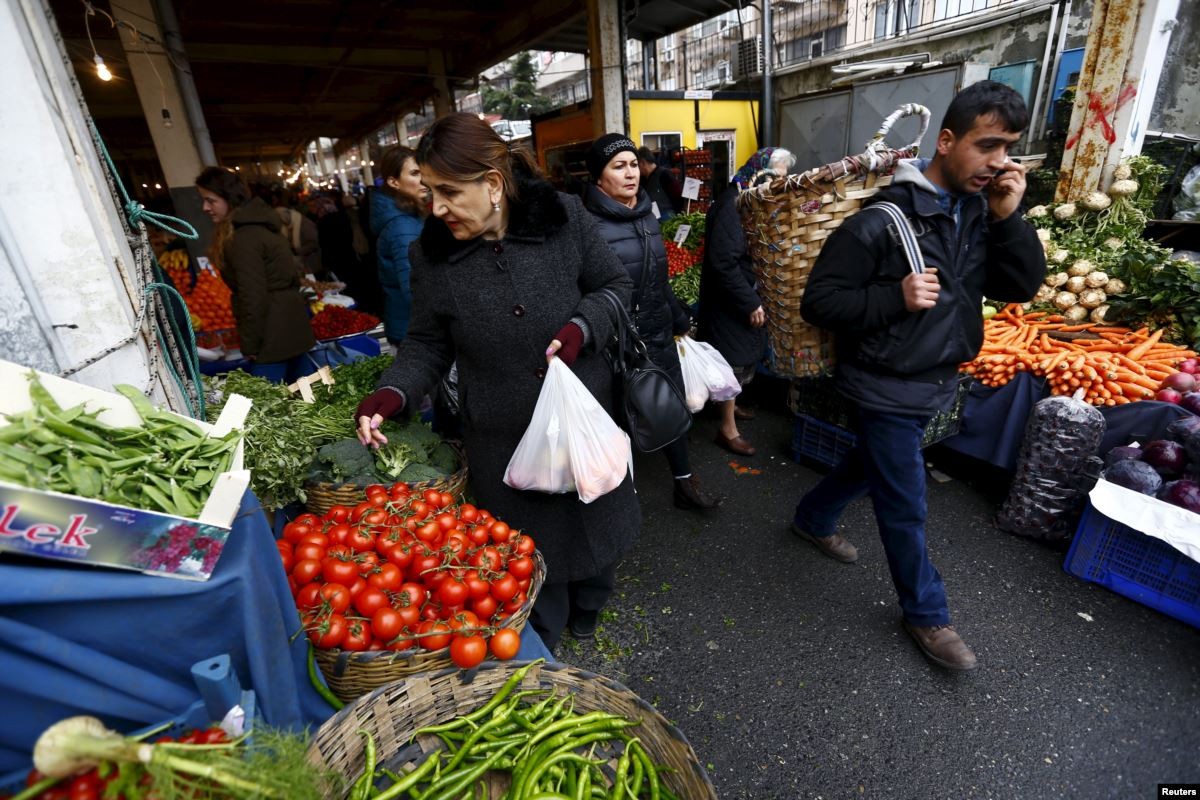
490 628 521 660
450 635 488 668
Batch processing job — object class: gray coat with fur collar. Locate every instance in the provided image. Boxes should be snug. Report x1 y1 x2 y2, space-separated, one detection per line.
378 173 641 583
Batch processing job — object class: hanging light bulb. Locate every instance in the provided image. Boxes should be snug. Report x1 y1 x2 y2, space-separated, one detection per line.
94 54 112 81
161 108 173 128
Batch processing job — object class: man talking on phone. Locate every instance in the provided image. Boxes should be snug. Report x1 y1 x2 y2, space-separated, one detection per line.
789 81 1046 670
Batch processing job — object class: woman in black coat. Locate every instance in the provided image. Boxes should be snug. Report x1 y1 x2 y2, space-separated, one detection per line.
354 114 640 649
583 134 720 513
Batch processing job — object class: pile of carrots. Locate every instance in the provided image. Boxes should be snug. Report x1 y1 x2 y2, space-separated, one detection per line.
964 305 1197 405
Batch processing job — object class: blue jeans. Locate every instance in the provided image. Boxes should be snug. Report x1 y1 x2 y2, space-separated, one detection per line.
247 354 316 384
794 407 950 627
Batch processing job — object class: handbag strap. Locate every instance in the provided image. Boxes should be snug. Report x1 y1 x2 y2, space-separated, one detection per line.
599 288 648 368
864 201 925 275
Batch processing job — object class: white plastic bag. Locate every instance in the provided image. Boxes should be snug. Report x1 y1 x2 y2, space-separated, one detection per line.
504 358 631 503
676 336 741 412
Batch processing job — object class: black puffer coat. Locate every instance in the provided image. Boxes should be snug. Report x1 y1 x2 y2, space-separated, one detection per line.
583 185 691 391
696 188 766 369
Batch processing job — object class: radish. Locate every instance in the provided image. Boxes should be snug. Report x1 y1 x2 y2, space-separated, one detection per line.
1157 388 1182 404
1161 372 1197 394
1179 358 1199 375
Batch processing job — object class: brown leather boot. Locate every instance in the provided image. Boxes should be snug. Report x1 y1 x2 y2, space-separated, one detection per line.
790 523 858 563
903 622 978 671
674 476 722 513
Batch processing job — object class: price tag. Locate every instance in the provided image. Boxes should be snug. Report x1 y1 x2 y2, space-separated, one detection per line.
682 177 701 200
673 224 692 245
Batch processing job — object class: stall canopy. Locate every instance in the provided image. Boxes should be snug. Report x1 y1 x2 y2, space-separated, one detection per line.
49 0 738 163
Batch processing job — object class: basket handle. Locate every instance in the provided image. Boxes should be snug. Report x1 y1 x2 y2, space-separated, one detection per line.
866 104 931 155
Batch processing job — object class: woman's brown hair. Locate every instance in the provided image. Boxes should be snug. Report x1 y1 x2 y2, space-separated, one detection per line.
195 166 250 267
415 113 540 202
379 145 420 212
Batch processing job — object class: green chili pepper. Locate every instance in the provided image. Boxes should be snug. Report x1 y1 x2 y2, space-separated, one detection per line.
348 729 376 800
418 741 518 800
370 751 441 800
414 660 543 740
306 643 343 710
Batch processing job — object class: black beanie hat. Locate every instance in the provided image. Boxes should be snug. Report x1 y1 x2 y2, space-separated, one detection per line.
586 134 637 180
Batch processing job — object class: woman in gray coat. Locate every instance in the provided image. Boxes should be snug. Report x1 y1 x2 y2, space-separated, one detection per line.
355 113 640 649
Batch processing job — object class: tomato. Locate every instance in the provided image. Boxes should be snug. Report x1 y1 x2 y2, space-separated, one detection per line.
309 612 347 649
395 603 422 630
294 513 321 528
409 500 431 520
423 489 442 507
421 601 444 621
292 558 323 586
489 520 511 544
361 508 388 526
322 557 359 586
512 534 536 556
503 591 527 614
395 582 428 609
324 506 352 525
341 619 373 651
467 526 490 546
282 520 313 544
368 562 403 591
357 551 381 576
414 520 442 547
436 576 470 607
351 501 375 522
326 523 353 546
489 628 521 660
435 512 457 533
386 541 415 571
371 607 404 642
439 492 455 509
490 572 518 602
449 635 488 668
365 487 389 507
472 594 499 620
448 609 481 635
319 583 352 613
459 504 479 524
507 555 534 581
444 534 469 564
465 572 492 601
410 550 443 582
418 619 452 650
327 545 354 559
277 549 294 574
295 582 323 609
386 633 415 651
294 542 326 563
299 532 330 548
354 587 391 617
389 481 411 501
346 577 368 599
470 546 503 572
346 527 376 553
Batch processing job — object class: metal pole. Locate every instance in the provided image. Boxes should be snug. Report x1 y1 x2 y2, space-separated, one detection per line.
762 0 773 147
151 0 216 165
642 39 653 91
1027 0 1060 147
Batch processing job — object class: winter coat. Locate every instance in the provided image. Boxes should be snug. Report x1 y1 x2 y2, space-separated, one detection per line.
378 172 641 584
641 166 683 219
696 188 766 369
583 185 691 392
370 189 423 343
219 197 316 363
801 158 1046 415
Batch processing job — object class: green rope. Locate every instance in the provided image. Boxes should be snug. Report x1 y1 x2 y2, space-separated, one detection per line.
144 281 205 419
90 120 198 241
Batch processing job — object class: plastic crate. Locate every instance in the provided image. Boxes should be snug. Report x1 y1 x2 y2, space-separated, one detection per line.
792 413 857 470
1063 502 1200 629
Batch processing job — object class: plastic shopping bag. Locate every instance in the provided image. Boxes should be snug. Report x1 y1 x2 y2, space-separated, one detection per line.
676 336 741 412
504 358 632 503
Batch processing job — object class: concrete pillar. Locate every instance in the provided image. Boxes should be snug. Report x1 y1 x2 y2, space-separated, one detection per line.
110 0 212 258
1056 0 1179 200
360 138 374 184
429 49 453 118
587 0 626 138
395 116 409 147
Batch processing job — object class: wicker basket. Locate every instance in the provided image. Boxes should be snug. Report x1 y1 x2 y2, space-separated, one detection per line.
314 551 545 703
738 104 931 378
303 442 469 517
307 660 717 800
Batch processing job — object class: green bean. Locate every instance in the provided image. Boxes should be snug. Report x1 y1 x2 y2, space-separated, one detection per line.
350 728 376 800
370 751 440 800
0 442 51 470
44 415 107 448
27 374 62 413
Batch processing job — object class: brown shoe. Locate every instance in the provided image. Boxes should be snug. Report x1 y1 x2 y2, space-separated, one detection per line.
734 405 756 421
790 523 858 563
674 476 722 513
714 431 755 456
903 622 978 671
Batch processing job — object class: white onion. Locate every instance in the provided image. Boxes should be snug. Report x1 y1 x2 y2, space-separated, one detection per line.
1113 163 1132 181
1027 205 1049 219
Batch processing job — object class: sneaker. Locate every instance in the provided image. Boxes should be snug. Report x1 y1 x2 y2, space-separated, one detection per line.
790 522 858 563
568 612 599 640
673 476 722 513
903 621 978 671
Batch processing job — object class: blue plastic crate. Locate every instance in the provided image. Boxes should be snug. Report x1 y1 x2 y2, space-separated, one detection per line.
791 413 857 470
1064 502 1200 629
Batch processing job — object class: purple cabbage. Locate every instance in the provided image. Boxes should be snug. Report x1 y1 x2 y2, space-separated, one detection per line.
1159 479 1200 514
1104 446 1143 468
1181 392 1200 416
1167 415 1200 443
1105 459 1164 496
1142 440 1188 477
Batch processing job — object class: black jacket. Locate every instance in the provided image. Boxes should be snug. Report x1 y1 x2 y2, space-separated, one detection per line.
801 159 1045 414
583 185 690 390
696 188 767 369
642 166 683 219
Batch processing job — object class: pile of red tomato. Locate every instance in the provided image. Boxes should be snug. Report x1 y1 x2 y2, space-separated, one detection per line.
664 240 704 278
12 728 228 800
276 483 539 669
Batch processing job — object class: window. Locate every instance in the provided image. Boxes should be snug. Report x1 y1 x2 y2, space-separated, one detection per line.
875 0 920 38
641 132 683 154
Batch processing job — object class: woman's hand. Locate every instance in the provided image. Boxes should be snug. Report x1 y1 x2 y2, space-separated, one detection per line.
749 306 766 328
354 389 404 449
546 322 583 366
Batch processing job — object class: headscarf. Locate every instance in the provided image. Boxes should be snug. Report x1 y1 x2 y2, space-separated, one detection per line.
586 134 638 181
732 147 777 192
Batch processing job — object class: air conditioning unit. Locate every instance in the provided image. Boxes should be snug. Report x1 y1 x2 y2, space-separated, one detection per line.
730 38 763 80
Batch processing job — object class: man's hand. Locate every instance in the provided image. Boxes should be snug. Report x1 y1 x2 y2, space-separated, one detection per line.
749 306 766 328
902 268 940 312
988 158 1027 221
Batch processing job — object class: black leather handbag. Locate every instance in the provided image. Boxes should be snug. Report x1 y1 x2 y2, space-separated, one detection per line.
599 278 692 453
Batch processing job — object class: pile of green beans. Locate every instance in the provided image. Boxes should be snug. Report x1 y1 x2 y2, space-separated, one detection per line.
0 373 240 517
346 661 679 800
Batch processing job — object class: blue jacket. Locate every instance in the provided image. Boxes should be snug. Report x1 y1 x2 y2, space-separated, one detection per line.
370 189 423 342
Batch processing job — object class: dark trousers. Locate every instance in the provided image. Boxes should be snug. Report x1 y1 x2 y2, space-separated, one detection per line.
662 435 691 479
793 406 950 627
530 563 618 650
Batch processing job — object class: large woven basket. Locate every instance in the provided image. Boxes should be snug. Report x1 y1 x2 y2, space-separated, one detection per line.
303 442 469 517
307 660 717 800
738 104 931 378
315 551 545 703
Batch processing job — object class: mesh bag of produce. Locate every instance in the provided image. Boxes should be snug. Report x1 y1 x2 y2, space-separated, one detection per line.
996 395 1106 543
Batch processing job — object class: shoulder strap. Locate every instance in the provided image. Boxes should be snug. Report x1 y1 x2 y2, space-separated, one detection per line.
863 201 925 275
289 209 303 253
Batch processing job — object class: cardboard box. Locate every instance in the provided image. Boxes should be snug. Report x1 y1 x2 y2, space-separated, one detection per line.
0 359 251 580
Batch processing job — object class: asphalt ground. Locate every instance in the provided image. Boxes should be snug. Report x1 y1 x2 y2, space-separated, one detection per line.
558 379 1200 800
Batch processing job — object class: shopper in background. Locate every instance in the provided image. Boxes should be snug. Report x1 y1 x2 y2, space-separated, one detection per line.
270 186 322 276
696 152 770 456
354 113 640 650
585 134 721 513
317 194 381 314
371 145 427 347
195 166 315 383
635 146 683 220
